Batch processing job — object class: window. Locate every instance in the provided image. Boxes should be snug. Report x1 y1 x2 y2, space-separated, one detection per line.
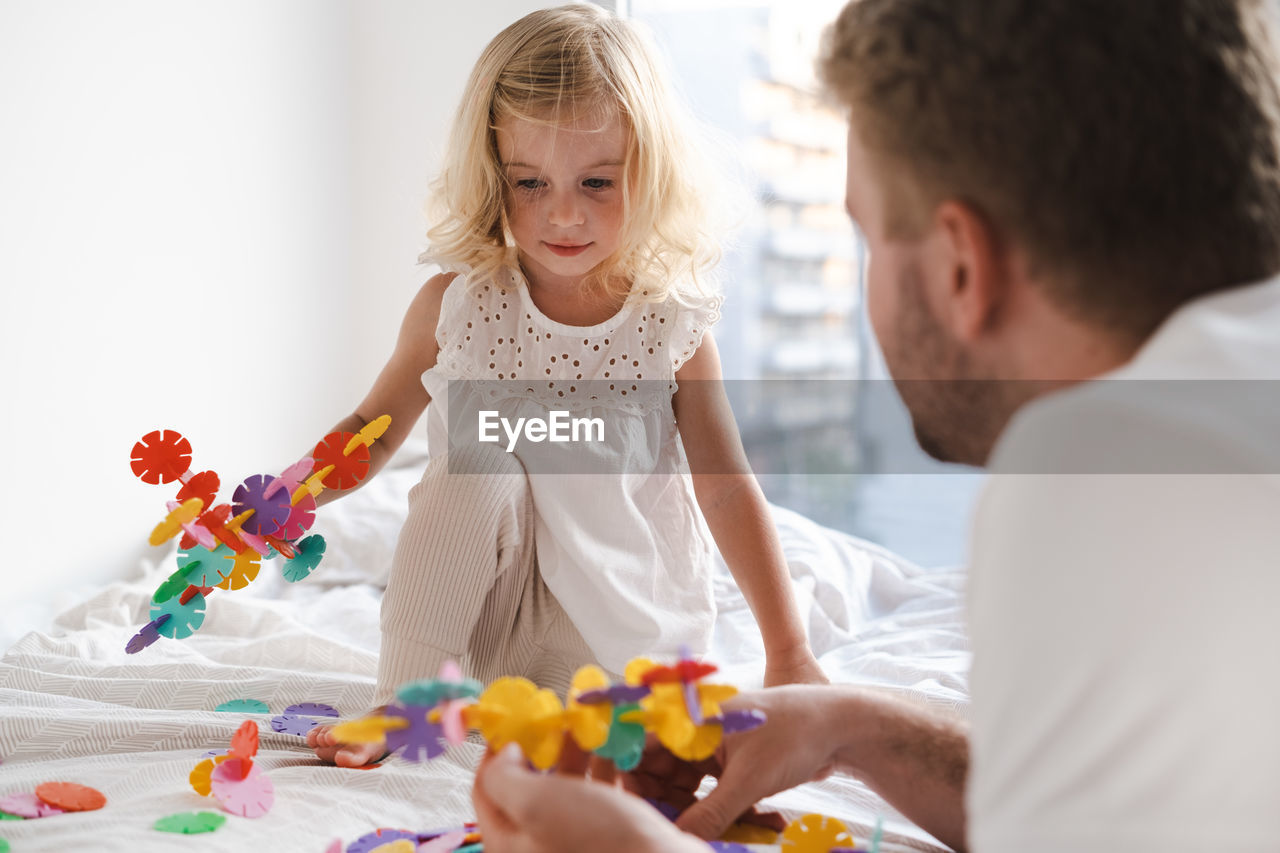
630 0 985 568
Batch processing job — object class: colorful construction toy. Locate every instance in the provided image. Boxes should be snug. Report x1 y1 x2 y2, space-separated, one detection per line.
330 649 767 773
126 416 391 654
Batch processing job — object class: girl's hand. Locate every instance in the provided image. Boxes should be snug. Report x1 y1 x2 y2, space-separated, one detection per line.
764 643 829 687
474 744 707 853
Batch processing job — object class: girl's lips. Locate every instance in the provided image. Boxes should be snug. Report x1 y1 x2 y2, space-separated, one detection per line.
544 242 591 257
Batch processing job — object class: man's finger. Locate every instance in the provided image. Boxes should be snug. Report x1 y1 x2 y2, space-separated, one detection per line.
475 745 542 824
673 765 760 841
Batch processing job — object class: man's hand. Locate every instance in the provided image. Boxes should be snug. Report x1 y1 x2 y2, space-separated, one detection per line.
474 745 708 853
673 686 846 840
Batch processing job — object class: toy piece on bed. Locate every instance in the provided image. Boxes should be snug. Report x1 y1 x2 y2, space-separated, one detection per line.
0 781 107 825
187 720 275 820
126 417 391 654
153 810 227 835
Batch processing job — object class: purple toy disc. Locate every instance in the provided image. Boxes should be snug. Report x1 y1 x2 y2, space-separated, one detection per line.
270 714 319 737
713 709 767 735
382 704 446 762
284 701 339 718
706 843 751 852
232 474 292 537
125 613 171 654
345 828 419 853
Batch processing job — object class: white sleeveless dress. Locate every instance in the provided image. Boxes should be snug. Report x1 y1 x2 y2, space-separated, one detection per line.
421 265 722 674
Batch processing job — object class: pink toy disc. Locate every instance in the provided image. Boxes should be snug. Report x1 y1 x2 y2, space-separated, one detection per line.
210 758 274 819
0 792 64 819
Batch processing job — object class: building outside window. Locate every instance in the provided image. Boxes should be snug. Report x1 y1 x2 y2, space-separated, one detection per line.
629 0 986 569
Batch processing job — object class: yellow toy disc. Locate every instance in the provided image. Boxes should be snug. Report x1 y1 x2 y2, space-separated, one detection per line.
780 813 854 853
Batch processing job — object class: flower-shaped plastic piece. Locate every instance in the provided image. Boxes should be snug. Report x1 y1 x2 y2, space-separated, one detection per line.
383 703 446 762
395 661 483 707
709 709 767 735
35 782 105 812
0 793 62 819
225 509 273 556
153 811 227 834
176 470 221 514
330 714 410 746
779 814 854 853
149 497 204 546
277 491 317 541
312 431 371 490
215 698 269 714
233 474 292 537
463 677 566 770
215 547 261 591
564 665 613 751
210 758 274 818
154 810 227 835
345 415 392 455
229 720 259 763
131 429 192 484
282 535 325 583
621 681 739 762
125 613 171 655
152 566 191 605
263 535 297 560
346 828 420 853
149 590 206 639
200 504 246 554
179 544 236 588
285 702 339 718
190 755 230 796
417 830 468 853
270 714 318 737
593 702 647 771
367 841 415 853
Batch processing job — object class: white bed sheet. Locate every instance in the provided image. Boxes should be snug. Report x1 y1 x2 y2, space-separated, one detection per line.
0 441 969 852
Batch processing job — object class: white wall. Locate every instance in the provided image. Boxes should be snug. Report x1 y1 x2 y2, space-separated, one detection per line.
0 0 553 644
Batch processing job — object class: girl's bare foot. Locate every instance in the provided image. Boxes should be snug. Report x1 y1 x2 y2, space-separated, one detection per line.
307 710 388 767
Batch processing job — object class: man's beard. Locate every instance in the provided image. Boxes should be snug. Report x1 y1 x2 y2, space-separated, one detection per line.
882 263 1017 467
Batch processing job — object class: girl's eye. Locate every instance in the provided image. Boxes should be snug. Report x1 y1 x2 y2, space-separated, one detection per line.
515 179 544 191
583 178 613 190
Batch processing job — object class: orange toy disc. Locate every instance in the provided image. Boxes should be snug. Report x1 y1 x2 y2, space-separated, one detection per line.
35 781 106 812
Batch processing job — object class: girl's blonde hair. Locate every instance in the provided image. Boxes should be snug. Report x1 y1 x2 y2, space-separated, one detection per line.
424 3 727 305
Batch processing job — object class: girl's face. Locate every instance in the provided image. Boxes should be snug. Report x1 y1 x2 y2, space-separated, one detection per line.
496 111 628 290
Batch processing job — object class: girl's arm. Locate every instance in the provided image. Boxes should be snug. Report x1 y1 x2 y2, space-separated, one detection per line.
315 271 457 506
672 332 827 686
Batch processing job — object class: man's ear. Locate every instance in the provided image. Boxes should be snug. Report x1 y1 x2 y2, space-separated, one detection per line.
932 200 1008 342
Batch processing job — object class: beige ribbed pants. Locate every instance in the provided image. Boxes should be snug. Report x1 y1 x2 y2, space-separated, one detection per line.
375 445 600 706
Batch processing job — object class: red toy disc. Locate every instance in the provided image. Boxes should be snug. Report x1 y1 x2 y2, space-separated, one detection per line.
312 432 371 490
131 430 192 485
177 470 220 508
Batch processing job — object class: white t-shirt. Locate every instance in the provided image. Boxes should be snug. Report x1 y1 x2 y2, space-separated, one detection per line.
421 266 721 675
966 278 1280 851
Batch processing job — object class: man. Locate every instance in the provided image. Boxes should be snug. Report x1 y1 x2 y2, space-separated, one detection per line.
472 1 1280 850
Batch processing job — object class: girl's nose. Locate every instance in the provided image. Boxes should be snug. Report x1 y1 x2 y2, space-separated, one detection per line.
546 190 585 228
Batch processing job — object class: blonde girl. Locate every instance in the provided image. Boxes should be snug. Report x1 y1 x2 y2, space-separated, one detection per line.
310 3 825 767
